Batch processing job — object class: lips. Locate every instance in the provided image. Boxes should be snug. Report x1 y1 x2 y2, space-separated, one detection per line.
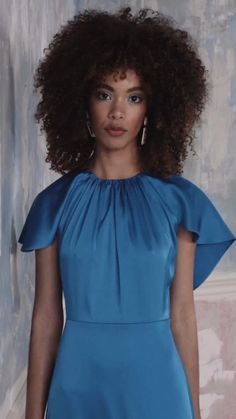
105 125 127 132
105 129 126 137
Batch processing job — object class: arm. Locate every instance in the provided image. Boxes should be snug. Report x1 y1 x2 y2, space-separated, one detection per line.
25 236 64 419
170 225 201 419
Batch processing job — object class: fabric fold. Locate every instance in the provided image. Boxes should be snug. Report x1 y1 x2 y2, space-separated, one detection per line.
18 170 78 251
167 175 236 289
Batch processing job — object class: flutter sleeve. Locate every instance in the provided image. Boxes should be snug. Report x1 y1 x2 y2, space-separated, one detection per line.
18 172 77 252
168 175 236 290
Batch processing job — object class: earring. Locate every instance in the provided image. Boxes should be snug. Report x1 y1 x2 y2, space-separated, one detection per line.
141 116 147 146
86 111 96 138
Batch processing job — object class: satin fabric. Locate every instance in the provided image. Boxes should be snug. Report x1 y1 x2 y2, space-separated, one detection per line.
18 169 236 419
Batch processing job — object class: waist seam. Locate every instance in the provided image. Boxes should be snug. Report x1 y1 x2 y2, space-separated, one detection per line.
66 317 170 324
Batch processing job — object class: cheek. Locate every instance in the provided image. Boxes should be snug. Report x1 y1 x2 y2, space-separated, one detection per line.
90 103 107 124
128 108 146 130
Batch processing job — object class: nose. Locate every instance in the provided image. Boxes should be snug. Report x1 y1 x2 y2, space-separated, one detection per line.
108 101 125 119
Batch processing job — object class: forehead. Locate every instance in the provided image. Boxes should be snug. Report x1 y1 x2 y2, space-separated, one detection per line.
99 68 143 89
91 68 151 99
102 68 140 82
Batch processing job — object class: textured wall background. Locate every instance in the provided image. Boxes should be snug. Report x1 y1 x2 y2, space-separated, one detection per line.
0 1 235 418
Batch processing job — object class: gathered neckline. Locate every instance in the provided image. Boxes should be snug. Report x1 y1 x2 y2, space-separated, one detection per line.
85 169 145 182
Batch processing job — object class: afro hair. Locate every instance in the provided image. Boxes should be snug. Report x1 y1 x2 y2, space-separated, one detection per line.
33 7 210 179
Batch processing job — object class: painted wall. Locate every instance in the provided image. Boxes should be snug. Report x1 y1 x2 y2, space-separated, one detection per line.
0 1 235 418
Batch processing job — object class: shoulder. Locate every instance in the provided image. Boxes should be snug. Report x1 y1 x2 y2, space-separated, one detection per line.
36 169 80 201
146 173 207 224
160 174 235 289
159 173 226 230
161 173 206 197
147 172 204 197
157 173 215 219
18 169 81 252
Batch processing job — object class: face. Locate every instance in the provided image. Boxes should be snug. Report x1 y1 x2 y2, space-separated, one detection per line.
88 68 147 150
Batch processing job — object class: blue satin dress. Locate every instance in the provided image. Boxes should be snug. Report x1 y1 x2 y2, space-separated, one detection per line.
18 169 236 419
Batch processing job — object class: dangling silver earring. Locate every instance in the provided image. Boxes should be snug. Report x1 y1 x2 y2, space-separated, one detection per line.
86 111 96 138
141 116 147 146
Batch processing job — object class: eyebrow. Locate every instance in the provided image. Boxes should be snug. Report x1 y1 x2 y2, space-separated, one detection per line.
95 83 146 93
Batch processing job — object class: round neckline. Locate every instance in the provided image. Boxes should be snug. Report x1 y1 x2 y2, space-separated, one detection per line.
85 169 145 182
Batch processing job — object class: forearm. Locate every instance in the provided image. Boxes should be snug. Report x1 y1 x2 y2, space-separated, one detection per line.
170 312 201 419
25 312 63 419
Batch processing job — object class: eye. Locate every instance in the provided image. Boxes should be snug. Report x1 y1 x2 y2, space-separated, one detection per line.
93 90 145 103
95 90 111 101
128 95 144 104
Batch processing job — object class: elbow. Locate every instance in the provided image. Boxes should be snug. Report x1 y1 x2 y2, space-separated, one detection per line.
170 304 197 340
31 304 64 333
170 309 197 336
30 312 64 346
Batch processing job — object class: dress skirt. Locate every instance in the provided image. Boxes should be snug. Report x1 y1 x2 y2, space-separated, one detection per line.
45 318 194 419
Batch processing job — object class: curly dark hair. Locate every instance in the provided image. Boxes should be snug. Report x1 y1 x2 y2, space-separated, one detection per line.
33 7 210 179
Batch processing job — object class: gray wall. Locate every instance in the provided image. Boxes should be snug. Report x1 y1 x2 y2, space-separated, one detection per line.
1 1 235 418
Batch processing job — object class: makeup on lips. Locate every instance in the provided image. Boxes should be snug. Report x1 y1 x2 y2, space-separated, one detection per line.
105 125 128 137
105 129 127 137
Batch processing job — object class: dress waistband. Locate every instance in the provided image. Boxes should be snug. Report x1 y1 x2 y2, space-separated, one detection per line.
66 317 170 325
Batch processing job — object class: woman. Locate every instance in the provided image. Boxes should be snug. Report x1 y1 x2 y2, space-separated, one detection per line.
18 7 236 419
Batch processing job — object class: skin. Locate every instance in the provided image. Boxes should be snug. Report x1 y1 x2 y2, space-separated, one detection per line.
87 68 147 179
170 226 201 419
24 68 201 419
24 237 63 419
